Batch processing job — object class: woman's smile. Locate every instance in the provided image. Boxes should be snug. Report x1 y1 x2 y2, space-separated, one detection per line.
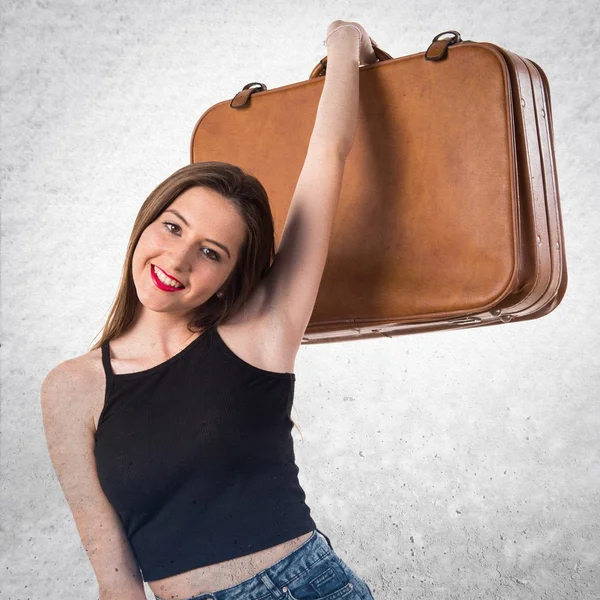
150 264 186 292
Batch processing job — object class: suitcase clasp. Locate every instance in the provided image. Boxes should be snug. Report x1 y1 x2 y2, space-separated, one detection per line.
448 315 482 325
425 31 462 61
230 82 267 109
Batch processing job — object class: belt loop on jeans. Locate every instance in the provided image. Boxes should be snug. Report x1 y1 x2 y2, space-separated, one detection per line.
315 527 333 550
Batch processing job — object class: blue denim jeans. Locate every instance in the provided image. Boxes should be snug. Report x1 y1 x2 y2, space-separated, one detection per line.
154 528 375 600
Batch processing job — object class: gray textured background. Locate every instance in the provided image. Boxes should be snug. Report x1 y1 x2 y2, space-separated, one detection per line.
2 1 599 599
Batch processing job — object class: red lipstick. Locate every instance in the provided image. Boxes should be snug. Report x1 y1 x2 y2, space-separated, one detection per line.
150 264 185 292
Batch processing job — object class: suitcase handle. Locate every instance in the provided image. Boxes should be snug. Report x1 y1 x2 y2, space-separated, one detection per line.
230 31 470 109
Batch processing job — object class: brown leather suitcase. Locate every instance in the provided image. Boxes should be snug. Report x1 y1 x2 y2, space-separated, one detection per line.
190 30 567 344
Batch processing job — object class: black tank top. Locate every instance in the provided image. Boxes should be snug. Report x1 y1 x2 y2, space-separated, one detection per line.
93 325 316 582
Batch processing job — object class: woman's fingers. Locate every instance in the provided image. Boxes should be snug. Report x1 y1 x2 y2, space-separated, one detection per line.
325 20 379 65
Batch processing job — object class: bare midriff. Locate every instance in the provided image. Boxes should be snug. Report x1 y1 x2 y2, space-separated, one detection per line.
147 531 314 600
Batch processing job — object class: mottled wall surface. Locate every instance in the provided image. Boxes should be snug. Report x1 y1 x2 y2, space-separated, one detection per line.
2 1 598 599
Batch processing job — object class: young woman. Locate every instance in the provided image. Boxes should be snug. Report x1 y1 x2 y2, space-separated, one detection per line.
41 20 378 600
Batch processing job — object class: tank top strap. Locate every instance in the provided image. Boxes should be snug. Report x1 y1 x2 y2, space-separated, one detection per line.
100 340 115 383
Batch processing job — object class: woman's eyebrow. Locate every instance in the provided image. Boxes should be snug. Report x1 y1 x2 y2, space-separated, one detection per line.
164 208 231 258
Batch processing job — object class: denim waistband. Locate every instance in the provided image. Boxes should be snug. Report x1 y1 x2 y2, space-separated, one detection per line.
155 528 335 600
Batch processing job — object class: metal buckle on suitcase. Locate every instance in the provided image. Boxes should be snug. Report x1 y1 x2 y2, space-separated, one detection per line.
190 31 567 343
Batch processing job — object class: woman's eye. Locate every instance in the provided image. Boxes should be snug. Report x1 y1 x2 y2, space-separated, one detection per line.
203 248 220 262
162 221 220 262
163 221 180 234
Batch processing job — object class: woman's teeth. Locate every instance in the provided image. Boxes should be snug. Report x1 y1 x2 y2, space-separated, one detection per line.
153 265 184 288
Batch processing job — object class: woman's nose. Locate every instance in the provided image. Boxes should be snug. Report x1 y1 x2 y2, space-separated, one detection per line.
165 247 194 274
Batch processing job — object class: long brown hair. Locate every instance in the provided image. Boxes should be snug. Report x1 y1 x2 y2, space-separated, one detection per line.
89 161 303 436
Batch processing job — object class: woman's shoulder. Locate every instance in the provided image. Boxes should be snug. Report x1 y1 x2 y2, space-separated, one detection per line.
42 348 106 427
44 345 103 383
57 345 104 379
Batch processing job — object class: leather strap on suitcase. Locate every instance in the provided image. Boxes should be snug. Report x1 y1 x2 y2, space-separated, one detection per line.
191 31 567 343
